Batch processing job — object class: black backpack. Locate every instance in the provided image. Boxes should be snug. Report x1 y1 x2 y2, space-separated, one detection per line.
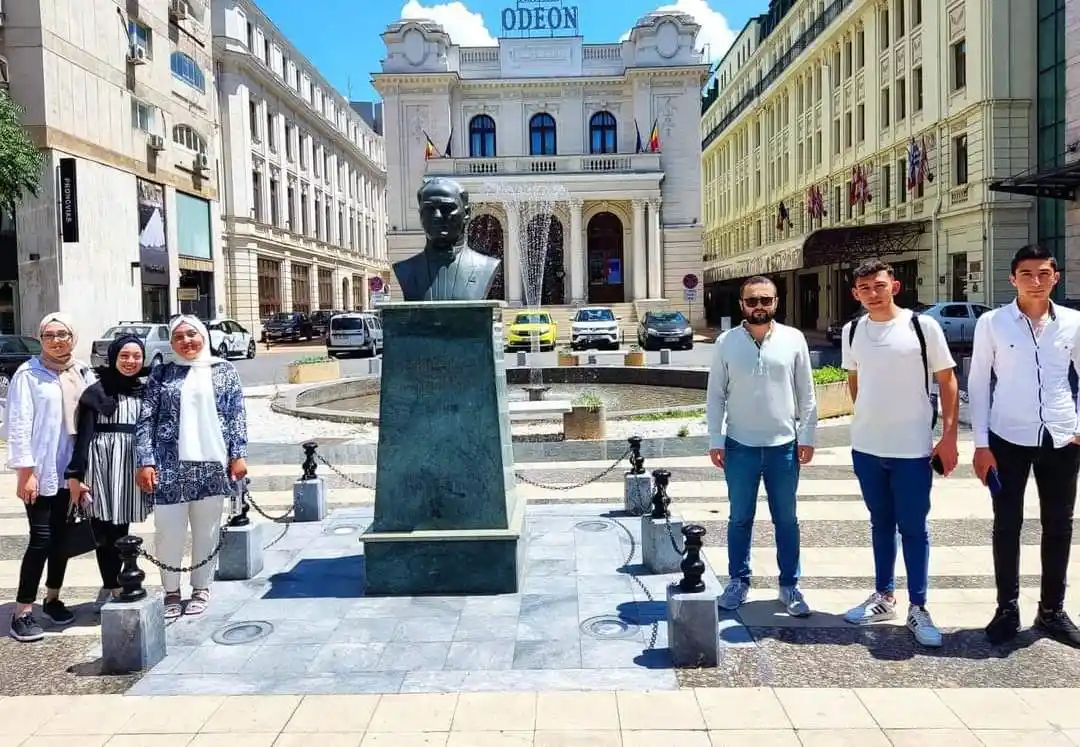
849 313 938 430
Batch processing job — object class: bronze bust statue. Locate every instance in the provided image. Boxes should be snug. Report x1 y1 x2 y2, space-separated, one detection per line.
392 177 501 302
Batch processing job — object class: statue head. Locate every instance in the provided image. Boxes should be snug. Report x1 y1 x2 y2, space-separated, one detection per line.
418 177 470 250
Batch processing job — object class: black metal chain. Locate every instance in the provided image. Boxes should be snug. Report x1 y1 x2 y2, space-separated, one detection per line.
663 512 686 556
315 453 375 490
514 448 632 490
246 493 294 523
611 519 660 650
138 525 225 574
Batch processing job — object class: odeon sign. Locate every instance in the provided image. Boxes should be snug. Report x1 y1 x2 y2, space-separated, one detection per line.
501 0 579 36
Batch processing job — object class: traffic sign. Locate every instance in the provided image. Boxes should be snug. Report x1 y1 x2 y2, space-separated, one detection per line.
369 276 385 293
683 288 697 302
682 273 699 290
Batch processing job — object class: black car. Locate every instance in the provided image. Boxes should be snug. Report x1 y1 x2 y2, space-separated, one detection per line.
637 311 694 350
263 312 315 343
0 335 41 397
309 309 344 338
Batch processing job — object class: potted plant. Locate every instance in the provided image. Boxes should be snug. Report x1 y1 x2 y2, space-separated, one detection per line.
624 344 646 367
812 365 854 418
557 345 578 367
287 355 340 384
563 391 606 440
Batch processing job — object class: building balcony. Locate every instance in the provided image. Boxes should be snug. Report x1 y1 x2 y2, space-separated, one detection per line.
226 217 389 269
426 153 661 179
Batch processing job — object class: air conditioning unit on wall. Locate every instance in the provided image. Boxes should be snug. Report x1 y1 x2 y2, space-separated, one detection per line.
194 153 210 173
148 134 166 151
170 0 190 21
128 44 149 65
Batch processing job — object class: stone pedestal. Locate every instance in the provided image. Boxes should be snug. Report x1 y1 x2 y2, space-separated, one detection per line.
660 349 671 365
217 523 265 581
293 477 327 522
624 473 652 514
368 357 382 376
666 572 722 668
362 301 525 596
642 514 683 574
100 594 167 674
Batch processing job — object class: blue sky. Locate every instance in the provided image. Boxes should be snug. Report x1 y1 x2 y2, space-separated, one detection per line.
253 0 756 103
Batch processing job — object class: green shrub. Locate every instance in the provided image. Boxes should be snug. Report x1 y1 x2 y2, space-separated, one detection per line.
812 366 847 385
292 356 333 365
573 392 604 410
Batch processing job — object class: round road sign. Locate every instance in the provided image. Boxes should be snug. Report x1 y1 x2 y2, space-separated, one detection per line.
369 276 385 293
682 273 699 290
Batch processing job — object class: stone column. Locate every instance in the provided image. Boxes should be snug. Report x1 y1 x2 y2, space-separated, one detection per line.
360 272 370 310
647 198 663 299
310 261 321 309
505 205 522 305
569 199 585 304
281 255 293 312
632 199 647 301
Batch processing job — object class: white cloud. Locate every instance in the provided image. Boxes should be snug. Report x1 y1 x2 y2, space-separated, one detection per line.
623 0 737 61
400 0 497 46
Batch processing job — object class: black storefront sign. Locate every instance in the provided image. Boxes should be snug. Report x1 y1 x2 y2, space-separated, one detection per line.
59 158 79 243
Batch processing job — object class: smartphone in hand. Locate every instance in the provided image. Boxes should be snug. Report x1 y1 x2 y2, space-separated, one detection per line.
931 455 944 475
987 466 1003 495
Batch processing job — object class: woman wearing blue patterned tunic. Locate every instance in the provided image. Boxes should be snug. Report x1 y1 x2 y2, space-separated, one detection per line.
135 315 248 618
66 334 152 603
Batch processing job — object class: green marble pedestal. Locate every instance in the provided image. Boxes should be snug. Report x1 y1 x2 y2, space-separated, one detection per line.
361 300 526 595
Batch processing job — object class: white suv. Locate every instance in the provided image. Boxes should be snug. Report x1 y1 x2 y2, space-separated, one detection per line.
570 306 622 351
327 312 383 358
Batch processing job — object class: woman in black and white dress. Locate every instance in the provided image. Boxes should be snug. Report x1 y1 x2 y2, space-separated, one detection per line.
66 334 152 601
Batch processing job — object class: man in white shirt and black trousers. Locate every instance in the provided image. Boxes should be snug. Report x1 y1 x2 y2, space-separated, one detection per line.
841 258 960 648
969 243 1080 647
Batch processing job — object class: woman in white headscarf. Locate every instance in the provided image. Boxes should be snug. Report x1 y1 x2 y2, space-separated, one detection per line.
6 313 94 642
135 315 248 618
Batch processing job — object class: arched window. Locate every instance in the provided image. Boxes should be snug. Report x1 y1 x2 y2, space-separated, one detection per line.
172 124 207 153
529 112 557 156
468 114 496 158
589 111 617 154
170 52 205 92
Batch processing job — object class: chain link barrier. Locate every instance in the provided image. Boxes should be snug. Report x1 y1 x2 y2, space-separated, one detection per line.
513 448 631 491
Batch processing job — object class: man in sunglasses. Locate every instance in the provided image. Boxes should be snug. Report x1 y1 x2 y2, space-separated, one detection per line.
707 276 818 617
840 258 959 648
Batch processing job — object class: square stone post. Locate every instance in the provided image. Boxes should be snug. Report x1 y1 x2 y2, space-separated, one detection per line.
569 198 585 304
632 199 647 301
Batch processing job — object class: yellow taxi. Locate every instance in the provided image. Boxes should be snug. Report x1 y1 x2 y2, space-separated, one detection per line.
505 310 557 351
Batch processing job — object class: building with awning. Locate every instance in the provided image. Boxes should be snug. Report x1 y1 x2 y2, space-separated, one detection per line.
699 0 1038 330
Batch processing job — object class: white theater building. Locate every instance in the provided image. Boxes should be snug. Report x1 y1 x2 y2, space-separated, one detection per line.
374 9 710 325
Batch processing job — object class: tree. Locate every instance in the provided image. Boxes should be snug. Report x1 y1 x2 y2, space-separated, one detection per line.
0 89 44 219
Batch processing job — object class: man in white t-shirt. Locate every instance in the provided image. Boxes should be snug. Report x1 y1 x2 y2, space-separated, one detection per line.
840 258 960 648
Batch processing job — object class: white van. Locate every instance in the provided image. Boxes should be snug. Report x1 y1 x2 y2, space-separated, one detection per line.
327 312 383 358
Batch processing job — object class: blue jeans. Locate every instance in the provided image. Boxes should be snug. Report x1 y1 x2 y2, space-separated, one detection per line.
723 437 801 587
851 450 933 606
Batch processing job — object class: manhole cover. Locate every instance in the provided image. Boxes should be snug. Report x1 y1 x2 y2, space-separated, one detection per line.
574 520 613 532
327 524 359 535
211 621 274 646
580 615 640 639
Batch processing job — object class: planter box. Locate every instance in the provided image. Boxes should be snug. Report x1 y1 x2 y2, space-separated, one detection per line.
816 380 853 418
287 360 340 384
557 353 579 367
563 405 606 441
624 351 646 367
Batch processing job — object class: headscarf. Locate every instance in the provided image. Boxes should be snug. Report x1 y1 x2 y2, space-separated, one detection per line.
168 315 229 465
37 312 86 436
80 334 146 418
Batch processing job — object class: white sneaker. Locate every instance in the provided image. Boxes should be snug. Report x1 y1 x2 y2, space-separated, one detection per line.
844 592 897 625
907 604 943 647
718 579 749 610
779 586 811 617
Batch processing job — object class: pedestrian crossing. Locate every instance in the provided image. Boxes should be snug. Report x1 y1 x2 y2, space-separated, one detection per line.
0 429 1074 647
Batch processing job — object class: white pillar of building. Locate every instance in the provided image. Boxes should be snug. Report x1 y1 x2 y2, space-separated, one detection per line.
505 205 522 305
569 199 584 304
281 255 294 311
310 261 321 309
631 199 647 301
647 198 663 299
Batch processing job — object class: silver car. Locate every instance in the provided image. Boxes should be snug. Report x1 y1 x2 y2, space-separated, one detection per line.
91 322 174 368
326 312 383 358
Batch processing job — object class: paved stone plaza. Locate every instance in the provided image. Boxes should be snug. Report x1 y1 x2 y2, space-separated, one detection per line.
4 424 1080 742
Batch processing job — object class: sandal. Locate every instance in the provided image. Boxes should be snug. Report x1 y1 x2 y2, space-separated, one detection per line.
163 592 182 620
185 588 210 616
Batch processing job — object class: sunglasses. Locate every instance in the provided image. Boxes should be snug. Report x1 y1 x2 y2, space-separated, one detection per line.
41 332 73 342
741 296 775 308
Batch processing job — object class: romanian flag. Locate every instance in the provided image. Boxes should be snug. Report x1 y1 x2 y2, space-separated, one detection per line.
647 119 661 152
423 131 440 160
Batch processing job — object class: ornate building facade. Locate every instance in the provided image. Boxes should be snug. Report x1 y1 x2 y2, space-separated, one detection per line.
701 0 1038 329
374 11 709 323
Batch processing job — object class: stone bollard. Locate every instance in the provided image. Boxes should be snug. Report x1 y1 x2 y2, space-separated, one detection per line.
101 536 166 674
642 468 682 573
517 351 527 367
660 348 671 365
293 440 328 522
587 353 598 365
368 357 382 376
218 482 265 580
623 435 652 514
666 525 720 668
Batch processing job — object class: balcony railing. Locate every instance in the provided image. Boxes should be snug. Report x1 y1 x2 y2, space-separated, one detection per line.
426 153 662 177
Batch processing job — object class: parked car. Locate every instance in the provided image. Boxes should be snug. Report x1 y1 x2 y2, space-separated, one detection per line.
91 322 174 368
263 312 315 343
0 335 41 398
505 311 557 351
916 302 993 346
206 318 256 359
825 311 866 347
326 312 383 358
570 306 622 351
637 311 694 350
309 309 344 338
